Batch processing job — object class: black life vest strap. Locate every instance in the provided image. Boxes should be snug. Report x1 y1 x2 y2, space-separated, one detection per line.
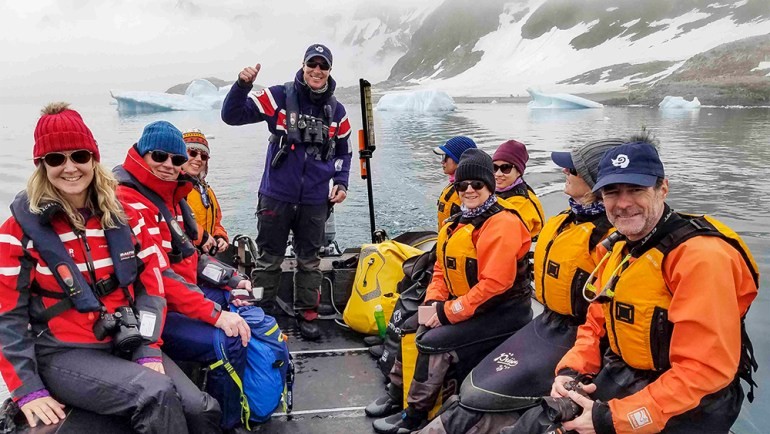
283 81 338 160
588 215 614 251
114 166 197 262
443 184 456 202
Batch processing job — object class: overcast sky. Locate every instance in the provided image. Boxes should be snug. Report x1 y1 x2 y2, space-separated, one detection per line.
0 0 427 105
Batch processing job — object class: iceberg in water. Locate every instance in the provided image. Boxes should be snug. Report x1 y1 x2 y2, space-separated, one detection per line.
110 79 231 114
376 90 456 112
527 88 603 109
658 96 701 109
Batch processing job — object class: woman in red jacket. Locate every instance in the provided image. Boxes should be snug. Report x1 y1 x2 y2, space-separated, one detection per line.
0 103 220 433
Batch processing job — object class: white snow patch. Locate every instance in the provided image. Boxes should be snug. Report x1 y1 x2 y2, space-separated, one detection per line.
751 61 770 76
375 89 456 112
622 19 641 28
606 7 619 12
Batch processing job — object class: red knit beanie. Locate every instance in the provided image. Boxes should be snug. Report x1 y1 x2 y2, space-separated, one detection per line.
182 129 210 154
33 102 100 162
492 140 529 175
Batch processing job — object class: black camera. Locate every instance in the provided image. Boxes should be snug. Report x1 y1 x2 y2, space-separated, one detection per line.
93 306 142 353
541 380 589 423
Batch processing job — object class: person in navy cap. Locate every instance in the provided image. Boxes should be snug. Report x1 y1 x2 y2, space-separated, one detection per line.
504 133 759 434
221 44 353 340
433 136 477 229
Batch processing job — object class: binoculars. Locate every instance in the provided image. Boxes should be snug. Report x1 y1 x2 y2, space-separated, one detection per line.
93 306 143 353
297 114 328 145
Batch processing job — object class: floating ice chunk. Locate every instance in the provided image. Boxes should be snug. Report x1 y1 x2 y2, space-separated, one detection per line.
111 79 231 114
376 90 456 112
658 96 701 109
527 88 603 109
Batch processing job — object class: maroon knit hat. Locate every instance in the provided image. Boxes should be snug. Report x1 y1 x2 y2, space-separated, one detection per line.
492 140 529 175
33 102 100 162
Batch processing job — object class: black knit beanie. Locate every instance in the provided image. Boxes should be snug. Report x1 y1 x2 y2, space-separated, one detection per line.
455 148 495 192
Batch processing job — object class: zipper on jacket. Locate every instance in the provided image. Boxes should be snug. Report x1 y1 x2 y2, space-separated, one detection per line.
540 238 556 306
297 146 308 204
441 233 454 296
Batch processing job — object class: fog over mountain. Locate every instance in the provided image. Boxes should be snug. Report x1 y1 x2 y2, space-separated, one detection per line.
2 0 769 104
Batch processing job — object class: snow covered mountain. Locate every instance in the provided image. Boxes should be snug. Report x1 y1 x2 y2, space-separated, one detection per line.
326 0 770 99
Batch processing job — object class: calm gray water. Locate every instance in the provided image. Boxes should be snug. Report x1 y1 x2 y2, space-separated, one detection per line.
0 102 768 432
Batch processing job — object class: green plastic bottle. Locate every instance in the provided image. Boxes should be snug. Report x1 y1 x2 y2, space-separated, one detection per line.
374 304 387 338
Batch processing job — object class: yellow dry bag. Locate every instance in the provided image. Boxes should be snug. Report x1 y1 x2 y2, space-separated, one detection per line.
343 240 424 335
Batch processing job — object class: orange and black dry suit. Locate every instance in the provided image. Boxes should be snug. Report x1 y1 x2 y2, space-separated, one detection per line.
390 198 534 416
497 181 545 241
437 182 462 230
556 210 759 434
441 209 614 430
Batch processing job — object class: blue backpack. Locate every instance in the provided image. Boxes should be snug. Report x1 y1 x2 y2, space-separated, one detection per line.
209 305 293 429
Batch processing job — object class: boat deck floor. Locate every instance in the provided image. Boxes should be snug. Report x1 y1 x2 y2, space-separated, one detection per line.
15 315 382 434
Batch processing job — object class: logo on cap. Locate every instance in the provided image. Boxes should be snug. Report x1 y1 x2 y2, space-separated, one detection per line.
612 154 630 169
315 45 324 53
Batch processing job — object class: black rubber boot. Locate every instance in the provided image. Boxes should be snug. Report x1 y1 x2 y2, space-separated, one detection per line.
297 310 321 341
369 344 385 359
365 384 403 417
372 407 427 434
364 336 385 346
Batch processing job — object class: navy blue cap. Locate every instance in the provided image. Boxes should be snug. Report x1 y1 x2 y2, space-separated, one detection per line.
432 136 477 163
550 151 575 170
304 44 332 67
593 142 665 192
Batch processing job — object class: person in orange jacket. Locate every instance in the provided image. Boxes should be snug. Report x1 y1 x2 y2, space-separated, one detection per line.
505 137 759 434
370 149 534 434
181 129 230 254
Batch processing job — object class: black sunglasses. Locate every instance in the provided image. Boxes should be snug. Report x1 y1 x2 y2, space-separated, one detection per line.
493 163 514 174
568 168 578 176
455 180 486 192
305 61 330 71
39 150 93 167
188 149 210 161
150 150 187 167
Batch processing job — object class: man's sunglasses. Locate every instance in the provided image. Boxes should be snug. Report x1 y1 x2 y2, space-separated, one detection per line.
493 163 514 174
38 150 93 167
305 61 331 71
568 168 578 176
188 149 210 161
455 180 486 192
150 150 187 166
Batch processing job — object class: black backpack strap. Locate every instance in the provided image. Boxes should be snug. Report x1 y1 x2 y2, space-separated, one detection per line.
740 316 759 402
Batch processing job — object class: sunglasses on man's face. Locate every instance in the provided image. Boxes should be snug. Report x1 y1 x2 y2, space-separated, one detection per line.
39 150 93 167
568 168 578 176
493 163 514 174
188 149 209 161
455 180 486 192
150 150 187 167
305 61 331 71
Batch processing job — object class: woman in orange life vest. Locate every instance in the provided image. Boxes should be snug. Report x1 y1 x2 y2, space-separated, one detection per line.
491 140 545 240
370 148 534 434
181 129 230 254
0 103 221 433
415 138 623 434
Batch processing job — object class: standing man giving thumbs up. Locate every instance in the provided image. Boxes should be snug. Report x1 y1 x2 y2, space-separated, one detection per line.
221 44 353 341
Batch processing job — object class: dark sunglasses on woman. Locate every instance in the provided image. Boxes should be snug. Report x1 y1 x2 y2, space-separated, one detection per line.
305 61 331 71
455 180 486 192
188 149 209 161
493 163 514 174
38 150 93 167
150 150 187 167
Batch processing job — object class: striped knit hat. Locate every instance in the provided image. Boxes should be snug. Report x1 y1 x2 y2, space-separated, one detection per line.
182 129 210 154
33 102 100 162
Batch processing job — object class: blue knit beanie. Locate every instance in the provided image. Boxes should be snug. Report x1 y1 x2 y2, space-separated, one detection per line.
136 121 187 159
433 136 477 163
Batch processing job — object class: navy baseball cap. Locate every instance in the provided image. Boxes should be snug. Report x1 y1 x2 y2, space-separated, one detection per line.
550 151 575 170
592 142 665 192
432 136 477 163
304 44 333 67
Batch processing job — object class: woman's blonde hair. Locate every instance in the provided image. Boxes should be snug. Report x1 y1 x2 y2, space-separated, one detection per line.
27 162 126 230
